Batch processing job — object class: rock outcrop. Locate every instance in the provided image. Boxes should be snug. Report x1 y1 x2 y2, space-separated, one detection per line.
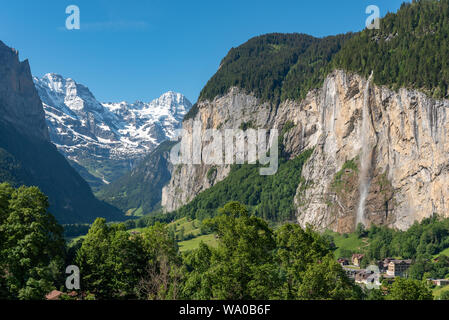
163 70 449 232
0 41 49 140
0 41 123 223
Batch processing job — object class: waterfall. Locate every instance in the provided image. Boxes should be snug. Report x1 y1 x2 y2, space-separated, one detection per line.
356 72 374 227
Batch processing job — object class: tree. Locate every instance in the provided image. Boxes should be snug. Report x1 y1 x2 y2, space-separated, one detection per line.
387 278 433 300
137 223 181 300
184 202 279 300
76 218 181 300
274 223 331 299
297 255 363 300
0 185 65 300
356 223 367 238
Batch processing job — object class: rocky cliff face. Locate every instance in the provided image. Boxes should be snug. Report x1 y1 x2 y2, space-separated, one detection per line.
0 41 49 140
163 70 449 232
296 70 449 232
162 87 278 211
0 41 123 223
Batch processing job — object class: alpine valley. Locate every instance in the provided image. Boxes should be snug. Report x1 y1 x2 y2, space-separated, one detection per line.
3 0 449 301
33 74 192 190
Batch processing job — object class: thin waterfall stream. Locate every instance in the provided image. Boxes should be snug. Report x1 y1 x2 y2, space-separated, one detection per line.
356 72 374 227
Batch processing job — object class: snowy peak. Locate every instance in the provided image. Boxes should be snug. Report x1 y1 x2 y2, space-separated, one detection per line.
33 73 192 187
35 73 103 113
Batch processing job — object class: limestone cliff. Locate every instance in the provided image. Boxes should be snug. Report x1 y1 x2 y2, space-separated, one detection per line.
0 41 49 141
162 70 449 232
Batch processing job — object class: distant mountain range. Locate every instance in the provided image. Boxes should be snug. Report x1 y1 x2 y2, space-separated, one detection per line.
33 73 192 189
0 40 123 224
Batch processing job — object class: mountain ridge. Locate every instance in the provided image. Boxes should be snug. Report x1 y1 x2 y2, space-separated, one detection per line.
161 0 449 232
33 73 192 188
0 41 123 224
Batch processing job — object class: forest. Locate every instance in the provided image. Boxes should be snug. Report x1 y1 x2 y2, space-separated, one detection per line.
0 184 438 300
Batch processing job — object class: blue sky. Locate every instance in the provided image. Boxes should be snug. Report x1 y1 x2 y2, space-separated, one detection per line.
0 0 407 103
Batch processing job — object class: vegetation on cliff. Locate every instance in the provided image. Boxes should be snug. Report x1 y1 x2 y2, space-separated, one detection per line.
199 33 352 105
332 0 449 98
174 149 313 223
198 0 449 110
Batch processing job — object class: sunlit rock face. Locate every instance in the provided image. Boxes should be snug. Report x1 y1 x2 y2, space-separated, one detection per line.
162 70 449 232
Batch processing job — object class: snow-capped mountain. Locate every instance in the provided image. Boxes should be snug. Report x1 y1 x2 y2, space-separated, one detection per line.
33 73 192 189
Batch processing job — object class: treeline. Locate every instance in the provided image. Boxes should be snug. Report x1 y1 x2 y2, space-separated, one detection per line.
72 202 363 300
336 217 449 281
197 0 449 114
198 33 352 106
174 149 313 223
332 0 449 98
0 183 436 300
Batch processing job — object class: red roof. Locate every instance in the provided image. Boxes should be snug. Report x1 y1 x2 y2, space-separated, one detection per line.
45 290 63 300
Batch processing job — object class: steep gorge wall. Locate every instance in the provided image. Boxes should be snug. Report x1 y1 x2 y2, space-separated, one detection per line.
0 41 49 141
162 70 449 232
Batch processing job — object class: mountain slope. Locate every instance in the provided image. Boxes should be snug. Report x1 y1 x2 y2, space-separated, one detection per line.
34 74 191 188
0 40 122 224
332 0 449 99
96 140 176 216
163 0 449 232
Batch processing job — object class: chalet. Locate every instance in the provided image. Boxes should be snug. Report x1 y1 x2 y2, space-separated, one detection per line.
386 259 412 277
352 254 365 267
338 258 349 266
342 267 358 280
377 258 395 273
429 279 449 287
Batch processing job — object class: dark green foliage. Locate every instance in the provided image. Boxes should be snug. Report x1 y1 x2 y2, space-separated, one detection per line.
387 277 433 300
0 183 65 300
0 121 123 224
175 149 313 222
274 223 362 300
63 224 91 238
75 218 181 299
96 141 176 216
199 33 352 105
332 0 449 98
364 216 449 262
124 210 176 231
181 202 361 300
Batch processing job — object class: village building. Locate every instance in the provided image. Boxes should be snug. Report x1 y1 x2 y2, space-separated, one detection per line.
342 266 359 280
428 279 449 287
45 290 63 300
352 254 365 267
386 259 412 277
338 258 349 266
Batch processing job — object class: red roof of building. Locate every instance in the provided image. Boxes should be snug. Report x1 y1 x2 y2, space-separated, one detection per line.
45 290 63 300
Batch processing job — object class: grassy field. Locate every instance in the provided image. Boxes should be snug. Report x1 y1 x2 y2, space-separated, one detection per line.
437 247 449 257
178 234 218 252
325 231 366 259
167 217 202 239
433 284 449 300
124 217 217 253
